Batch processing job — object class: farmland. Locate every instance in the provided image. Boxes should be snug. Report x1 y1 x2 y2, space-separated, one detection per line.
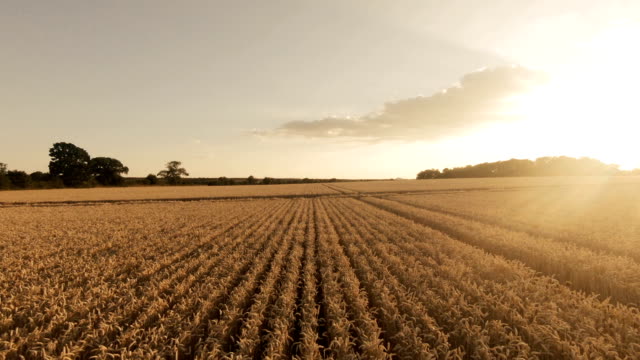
0 183 338 205
2 177 640 359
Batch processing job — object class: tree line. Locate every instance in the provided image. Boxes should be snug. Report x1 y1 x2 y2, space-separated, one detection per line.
0 142 189 190
129 175 336 187
0 142 339 190
200 176 335 186
417 156 640 179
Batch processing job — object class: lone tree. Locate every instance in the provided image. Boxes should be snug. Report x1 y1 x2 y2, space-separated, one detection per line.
49 142 91 187
157 161 189 185
89 157 129 186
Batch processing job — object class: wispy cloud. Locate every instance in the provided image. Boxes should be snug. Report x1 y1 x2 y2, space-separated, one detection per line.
259 66 547 141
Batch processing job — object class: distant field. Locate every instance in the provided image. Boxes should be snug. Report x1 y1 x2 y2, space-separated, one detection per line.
2 176 639 204
331 175 640 193
2 177 640 358
0 183 338 204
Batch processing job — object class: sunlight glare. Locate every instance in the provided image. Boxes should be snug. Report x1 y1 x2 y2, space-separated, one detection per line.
509 22 640 169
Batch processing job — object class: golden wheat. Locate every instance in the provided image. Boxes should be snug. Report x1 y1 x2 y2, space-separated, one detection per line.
2 179 640 359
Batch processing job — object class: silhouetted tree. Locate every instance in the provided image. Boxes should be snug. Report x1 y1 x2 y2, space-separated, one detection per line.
219 176 234 185
145 174 158 185
7 170 30 188
0 163 9 189
417 169 441 179
89 157 129 186
417 156 621 180
157 161 189 185
49 142 91 187
262 177 274 185
247 175 256 185
29 171 46 182
27 171 62 189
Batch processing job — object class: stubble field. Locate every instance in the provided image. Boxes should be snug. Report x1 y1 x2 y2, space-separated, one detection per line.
1 177 640 359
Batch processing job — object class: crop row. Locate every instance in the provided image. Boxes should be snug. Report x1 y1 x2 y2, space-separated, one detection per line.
363 196 640 305
2 196 640 359
325 197 640 358
387 187 640 262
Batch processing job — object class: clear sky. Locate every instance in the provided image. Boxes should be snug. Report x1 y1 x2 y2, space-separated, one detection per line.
1 1 639 178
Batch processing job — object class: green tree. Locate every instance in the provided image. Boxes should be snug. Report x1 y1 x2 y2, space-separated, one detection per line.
89 157 129 186
157 161 189 185
48 142 91 187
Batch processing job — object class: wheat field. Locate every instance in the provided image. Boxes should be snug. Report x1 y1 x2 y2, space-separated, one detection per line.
2 178 640 359
0 183 338 205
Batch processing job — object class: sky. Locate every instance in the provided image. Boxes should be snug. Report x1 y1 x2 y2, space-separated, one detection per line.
1 0 639 179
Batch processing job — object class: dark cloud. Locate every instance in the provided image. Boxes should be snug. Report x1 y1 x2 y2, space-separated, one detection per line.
263 66 547 141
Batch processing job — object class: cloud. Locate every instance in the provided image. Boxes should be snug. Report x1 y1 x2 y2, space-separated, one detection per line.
261 66 547 141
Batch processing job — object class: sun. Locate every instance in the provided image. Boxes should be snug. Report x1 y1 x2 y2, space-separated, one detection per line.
508 22 640 170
